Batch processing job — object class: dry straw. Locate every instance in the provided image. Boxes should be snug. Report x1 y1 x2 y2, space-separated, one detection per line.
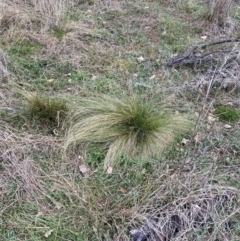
0 0 70 33
203 0 234 34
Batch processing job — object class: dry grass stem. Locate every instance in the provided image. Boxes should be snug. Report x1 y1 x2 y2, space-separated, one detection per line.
187 44 240 92
0 0 70 34
130 169 240 241
0 49 9 81
0 124 61 204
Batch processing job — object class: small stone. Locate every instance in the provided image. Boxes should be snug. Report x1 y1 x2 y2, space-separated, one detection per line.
137 56 145 62
224 124 232 129
91 75 97 80
133 73 138 79
106 166 113 174
181 138 189 145
149 75 156 80
79 165 88 174
208 115 217 124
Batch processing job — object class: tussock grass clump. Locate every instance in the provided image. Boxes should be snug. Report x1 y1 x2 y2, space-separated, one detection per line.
65 96 192 167
21 91 68 128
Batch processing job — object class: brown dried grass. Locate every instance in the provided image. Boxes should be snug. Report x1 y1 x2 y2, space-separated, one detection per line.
186 44 240 93
0 49 9 82
0 0 70 35
203 0 234 34
0 123 61 203
129 168 240 241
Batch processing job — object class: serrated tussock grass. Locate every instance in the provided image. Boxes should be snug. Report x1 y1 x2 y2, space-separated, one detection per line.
20 91 68 128
65 96 193 168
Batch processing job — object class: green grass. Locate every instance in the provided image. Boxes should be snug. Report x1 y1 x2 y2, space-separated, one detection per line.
0 109 6 117
214 106 239 123
9 40 43 57
52 27 67 39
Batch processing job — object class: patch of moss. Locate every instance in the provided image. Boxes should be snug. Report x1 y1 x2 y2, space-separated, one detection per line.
214 106 239 123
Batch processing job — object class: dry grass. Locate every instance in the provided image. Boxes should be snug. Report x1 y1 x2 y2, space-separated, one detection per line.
131 181 239 241
203 0 234 34
0 0 70 33
0 123 61 203
186 43 240 93
1 121 239 240
27 0 70 30
0 49 9 82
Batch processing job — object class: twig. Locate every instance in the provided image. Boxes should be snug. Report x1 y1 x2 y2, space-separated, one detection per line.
199 38 240 49
200 50 239 59
167 38 240 67
166 46 198 67
193 67 217 132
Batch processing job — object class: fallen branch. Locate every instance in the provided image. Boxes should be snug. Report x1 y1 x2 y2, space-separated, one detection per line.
167 38 240 68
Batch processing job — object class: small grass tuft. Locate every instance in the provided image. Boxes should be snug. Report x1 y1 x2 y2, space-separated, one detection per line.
65 95 193 168
52 27 66 39
214 105 239 123
21 91 68 128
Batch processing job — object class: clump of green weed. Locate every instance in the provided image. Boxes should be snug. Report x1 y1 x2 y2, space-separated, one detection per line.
52 27 66 39
9 40 42 57
65 95 193 168
0 109 6 117
21 91 68 128
214 106 239 123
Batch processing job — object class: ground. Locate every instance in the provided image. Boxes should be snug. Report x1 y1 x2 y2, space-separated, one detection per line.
0 0 240 240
